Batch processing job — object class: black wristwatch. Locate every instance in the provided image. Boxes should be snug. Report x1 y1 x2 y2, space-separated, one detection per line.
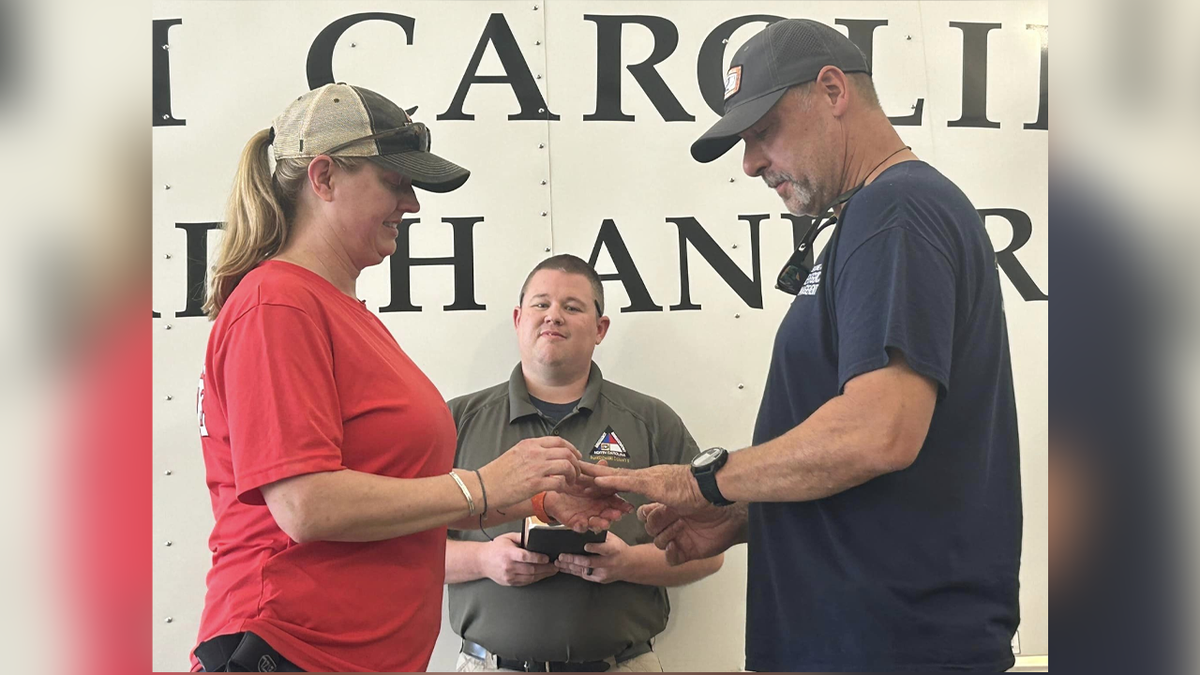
690 447 734 506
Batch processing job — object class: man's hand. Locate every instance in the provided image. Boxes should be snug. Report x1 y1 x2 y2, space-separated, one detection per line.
638 502 747 565
582 463 709 514
544 490 632 533
482 532 559 587
554 531 631 584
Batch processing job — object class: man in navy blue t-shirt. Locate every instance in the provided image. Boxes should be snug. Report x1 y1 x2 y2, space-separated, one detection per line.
591 19 1022 671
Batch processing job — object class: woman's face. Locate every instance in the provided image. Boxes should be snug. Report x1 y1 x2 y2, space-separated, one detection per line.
326 161 420 270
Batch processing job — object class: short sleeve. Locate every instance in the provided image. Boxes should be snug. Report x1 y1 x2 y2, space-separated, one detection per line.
650 402 702 466
219 304 346 504
833 226 956 395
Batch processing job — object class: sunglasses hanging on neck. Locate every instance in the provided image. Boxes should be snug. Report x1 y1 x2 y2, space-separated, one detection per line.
774 184 862 295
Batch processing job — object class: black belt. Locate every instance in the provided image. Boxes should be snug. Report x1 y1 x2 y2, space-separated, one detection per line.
461 639 652 672
194 632 304 672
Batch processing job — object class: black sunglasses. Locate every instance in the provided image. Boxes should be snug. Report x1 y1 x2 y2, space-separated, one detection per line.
325 121 431 156
775 213 838 295
774 184 865 295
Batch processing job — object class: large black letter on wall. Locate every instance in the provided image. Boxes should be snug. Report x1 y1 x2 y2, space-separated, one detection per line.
175 222 223 317
697 15 784 116
584 15 693 122
834 18 926 126
381 217 486 312
669 215 764 310
979 208 1047 301
1025 24 1048 130
307 13 415 89
587 219 663 312
153 19 185 127
949 22 1002 129
439 13 558 121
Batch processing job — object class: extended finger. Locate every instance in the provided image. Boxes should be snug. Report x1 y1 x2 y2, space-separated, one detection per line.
590 468 645 494
578 462 618 478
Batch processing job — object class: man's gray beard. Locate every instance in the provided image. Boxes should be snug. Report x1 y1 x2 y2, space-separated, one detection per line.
784 178 821 217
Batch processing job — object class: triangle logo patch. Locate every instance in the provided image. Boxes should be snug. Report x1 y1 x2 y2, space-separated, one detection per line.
590 425 630 462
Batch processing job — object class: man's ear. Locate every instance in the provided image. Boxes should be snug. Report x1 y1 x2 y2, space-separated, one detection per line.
307 155 336 202
595 315 611 345
513 306 521 330
815 66 850 117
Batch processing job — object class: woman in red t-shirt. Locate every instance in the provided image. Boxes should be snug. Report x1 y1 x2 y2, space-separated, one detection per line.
191 84 630 673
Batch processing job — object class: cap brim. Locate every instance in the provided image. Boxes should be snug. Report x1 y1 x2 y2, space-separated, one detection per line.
371 151 470 193
690 88 789 163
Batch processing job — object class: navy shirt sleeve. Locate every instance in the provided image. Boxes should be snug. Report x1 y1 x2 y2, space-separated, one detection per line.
833 225 956 396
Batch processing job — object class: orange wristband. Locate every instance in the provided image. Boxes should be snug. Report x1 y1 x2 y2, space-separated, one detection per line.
531 492 556 524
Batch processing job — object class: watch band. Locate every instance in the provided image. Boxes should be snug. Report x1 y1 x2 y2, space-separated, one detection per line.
695 469 734 506
531 491 557 524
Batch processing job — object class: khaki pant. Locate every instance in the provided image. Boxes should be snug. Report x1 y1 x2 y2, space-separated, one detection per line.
456 650 664 673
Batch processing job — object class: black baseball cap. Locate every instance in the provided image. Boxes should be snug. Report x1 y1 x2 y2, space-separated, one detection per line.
272 83 470 193
690 19 871 163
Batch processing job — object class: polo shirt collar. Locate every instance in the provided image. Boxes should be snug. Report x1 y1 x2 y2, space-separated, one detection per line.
507 362 604 423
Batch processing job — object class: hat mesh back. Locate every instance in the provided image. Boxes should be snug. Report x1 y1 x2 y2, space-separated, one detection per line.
272 84 375 158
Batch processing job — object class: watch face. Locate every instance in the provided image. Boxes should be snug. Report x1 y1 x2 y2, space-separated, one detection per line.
692 447 722 468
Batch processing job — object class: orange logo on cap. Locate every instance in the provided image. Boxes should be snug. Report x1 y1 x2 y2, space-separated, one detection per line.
724 65 743 100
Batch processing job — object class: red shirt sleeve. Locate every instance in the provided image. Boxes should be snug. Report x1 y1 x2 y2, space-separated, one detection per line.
219 303 346 504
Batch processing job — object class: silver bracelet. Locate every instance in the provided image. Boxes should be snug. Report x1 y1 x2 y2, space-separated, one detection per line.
449 471 476 516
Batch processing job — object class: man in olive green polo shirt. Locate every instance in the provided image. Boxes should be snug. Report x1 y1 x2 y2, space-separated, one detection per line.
446 254 724 672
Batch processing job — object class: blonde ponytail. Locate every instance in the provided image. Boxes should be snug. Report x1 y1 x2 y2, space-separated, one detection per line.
204 128 371 319
204 129 307 319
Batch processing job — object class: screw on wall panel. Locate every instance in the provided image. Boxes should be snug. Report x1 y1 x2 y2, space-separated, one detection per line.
538 108 545 113
533 4 539 9
538 143 545 149
906 35 913 41
544 247 551 252
162 114 170 120
540 180 547 185
165 617 173 624
164 253 172 259
164 470 173 476
164 184 172 190
732 244 738 249
540 211 548 216
165 540 173 547
164 324 172 330
729 178 735 183
350 42 357 47
536 74 543 79
722 39 728 44
165 395 173 401
161 44 170 50
735 313 741 319
535 40 542 46
737 384 745 390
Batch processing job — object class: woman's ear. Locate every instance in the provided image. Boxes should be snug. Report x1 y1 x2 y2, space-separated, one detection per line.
307 155 336 202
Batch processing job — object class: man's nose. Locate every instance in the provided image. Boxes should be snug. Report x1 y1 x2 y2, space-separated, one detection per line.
743 143 767 178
